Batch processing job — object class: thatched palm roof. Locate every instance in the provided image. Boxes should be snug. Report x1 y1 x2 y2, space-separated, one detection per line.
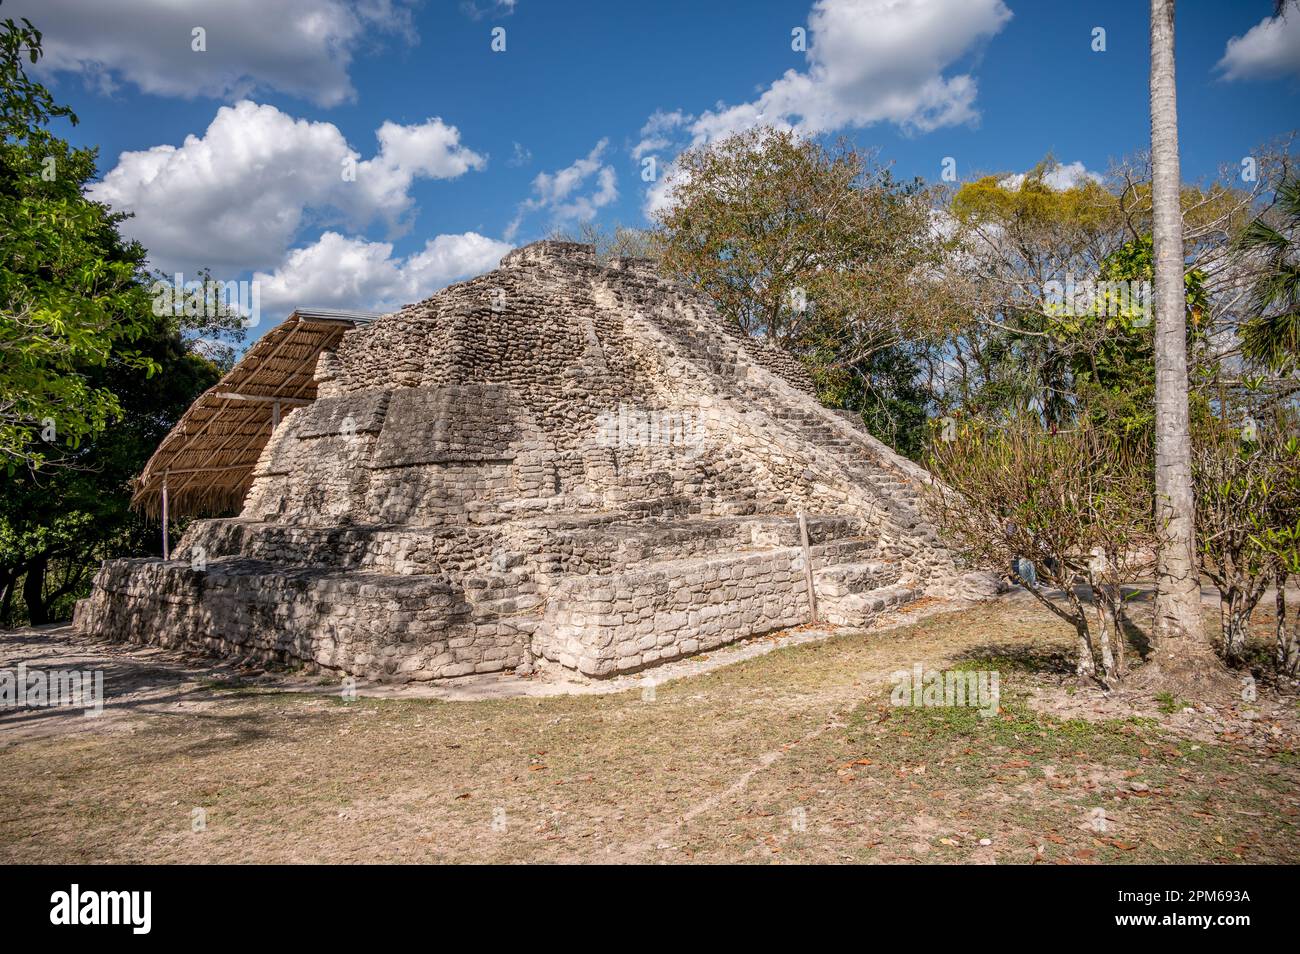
132 308 381 519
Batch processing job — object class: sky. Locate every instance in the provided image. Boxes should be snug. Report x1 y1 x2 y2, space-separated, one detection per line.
12 0 1300 341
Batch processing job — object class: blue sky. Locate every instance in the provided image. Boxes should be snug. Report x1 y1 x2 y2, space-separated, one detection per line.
13 0 1300 339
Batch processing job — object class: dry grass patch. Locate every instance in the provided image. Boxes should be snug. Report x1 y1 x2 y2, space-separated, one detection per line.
1 596 1296 864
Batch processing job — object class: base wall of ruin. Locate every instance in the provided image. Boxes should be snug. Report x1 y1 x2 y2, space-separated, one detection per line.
73 559 530 681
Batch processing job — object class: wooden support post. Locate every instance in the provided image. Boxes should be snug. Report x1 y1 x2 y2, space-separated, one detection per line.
271 400 281 431
161 471 170 561
798 510 818 624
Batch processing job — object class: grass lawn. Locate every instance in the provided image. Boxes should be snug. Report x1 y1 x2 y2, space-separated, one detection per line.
1 595 1296 864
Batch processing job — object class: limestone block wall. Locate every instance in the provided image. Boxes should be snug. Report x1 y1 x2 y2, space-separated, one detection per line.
75 558 529 680
243 382 558 528
537 548 810 676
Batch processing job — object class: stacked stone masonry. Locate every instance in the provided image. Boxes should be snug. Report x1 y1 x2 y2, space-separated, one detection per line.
76 241 989 681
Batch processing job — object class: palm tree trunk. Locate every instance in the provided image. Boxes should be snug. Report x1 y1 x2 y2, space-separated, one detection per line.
1145 0 1222 690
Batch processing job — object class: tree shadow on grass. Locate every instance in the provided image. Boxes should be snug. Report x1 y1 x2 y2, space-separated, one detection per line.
948 643 1076 675
1002 584 1155 664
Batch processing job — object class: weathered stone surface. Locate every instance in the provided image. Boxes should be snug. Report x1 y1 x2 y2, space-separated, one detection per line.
75 241 977 681
294 390 390 440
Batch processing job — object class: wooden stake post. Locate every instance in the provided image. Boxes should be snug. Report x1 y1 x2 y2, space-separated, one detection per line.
161 471 170 561
798 511 818 624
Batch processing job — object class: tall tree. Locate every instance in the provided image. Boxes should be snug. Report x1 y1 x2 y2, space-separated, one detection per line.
0 327 219 624
655 129 946 353
1146 0 1219 686
0 6 233 623
942 161 1136 429
0 10 157 472
653 127 950 452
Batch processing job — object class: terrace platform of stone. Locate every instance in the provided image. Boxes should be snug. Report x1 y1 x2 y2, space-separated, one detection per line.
76 241 997 682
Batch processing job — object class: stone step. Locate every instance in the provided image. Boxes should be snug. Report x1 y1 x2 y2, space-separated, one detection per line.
820 583 921 627
813 560 899 598
470 592 544 619
808 538 879 569
541 513 875 574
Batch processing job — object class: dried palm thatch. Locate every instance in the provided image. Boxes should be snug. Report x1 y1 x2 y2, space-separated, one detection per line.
132 309 380 520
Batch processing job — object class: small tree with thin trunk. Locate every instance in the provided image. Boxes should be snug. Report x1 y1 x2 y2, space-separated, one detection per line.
925 418 1154 684
1192 411 1300 669
1259 521 1300 675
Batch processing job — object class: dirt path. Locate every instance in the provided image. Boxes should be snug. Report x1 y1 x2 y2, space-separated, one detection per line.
1 594 1296 864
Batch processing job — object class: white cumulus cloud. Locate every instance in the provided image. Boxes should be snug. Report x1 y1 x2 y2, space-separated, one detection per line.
687 0 1012 144
91 101 486 274
999 161 1103 192
632 109 693 160
506 140 619 240
254 231 513 315
8 0 416 107
1217 10 1300 82
636 0 1011 219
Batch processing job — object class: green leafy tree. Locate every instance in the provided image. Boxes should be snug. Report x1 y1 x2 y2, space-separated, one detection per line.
0 10 158 471
801 316 932 459
0 325 219 624
1237 170 1300 371
0 7 231 623
1044 235 1208 440
653 127 949 454
943 163 1132 430
941 157 1245 432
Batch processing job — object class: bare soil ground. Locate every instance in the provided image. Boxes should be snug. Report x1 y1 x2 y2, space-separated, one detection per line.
1 592 1296 864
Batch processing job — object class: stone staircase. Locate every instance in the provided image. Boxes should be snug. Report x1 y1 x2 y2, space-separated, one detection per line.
633 295 933 531
813 560 919 627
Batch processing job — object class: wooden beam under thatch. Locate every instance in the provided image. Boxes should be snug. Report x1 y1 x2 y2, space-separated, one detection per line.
131 308 382 519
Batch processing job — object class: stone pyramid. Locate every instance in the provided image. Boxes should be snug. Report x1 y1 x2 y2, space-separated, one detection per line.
77 241 982 681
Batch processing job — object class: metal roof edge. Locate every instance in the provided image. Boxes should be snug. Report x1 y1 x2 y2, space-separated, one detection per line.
289 307 386 324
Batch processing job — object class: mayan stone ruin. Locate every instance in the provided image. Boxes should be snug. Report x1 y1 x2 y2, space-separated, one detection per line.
75 240 989 681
